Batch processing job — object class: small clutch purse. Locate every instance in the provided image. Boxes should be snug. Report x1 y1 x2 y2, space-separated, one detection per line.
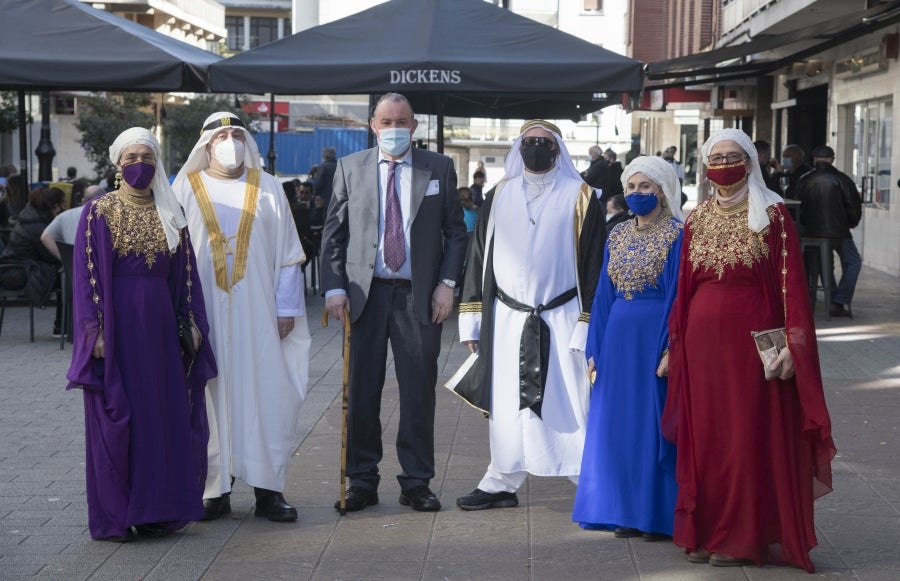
177 314 197 362
750 327 787 380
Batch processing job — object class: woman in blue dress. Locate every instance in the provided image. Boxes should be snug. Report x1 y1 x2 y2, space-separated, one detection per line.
572 155 684 540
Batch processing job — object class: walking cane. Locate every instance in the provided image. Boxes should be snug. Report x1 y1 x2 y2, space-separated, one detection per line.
322 308 351 515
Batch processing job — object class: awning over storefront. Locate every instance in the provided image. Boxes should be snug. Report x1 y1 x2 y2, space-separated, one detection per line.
646 1 900 89
638 87 711 111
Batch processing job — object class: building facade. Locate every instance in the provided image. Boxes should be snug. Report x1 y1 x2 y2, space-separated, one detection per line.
634 0 900 275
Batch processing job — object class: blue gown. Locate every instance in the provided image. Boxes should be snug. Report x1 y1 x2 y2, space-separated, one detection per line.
572 215 682 535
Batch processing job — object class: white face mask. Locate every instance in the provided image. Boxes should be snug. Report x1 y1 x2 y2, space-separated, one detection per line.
378 127 412 157
213 137 245 170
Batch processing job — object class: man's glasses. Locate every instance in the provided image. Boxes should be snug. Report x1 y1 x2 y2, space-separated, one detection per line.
521 136 557 148
707 153 747 165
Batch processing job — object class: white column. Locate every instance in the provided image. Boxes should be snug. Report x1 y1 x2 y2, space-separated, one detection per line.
292 0 319 32
243 15 250 51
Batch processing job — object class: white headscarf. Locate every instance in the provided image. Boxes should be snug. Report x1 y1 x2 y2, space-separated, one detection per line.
700 128 783 233
499 120 583 185
173 111 262 183
620 155 685 222
109 127 186 252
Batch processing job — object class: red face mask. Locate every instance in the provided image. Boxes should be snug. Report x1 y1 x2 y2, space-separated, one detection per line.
706 161 748 187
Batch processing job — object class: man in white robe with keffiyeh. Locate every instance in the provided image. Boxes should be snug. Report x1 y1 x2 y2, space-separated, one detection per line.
453 120 606 511
173 112 310 523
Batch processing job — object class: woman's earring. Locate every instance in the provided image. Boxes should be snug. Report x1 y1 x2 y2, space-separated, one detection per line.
114 170 123 190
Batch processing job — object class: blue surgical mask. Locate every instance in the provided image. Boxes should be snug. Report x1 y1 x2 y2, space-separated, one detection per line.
625 193 659 216
378 128 412 157
781 157 793 170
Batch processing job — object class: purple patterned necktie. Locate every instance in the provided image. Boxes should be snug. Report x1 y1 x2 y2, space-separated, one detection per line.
383 160 406 272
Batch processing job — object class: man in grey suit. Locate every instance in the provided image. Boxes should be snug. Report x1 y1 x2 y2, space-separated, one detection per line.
321 93 467 513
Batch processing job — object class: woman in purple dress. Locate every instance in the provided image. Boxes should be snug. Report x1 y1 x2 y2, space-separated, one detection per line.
67 128 217 542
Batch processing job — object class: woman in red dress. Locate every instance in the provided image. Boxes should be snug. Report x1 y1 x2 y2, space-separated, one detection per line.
662 128 835 571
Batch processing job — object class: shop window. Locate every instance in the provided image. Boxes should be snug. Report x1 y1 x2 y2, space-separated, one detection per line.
250 17 278 48
225 16 243 51
848 98 892 209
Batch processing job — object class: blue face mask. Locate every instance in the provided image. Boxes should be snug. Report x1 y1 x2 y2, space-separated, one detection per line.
781 157 793 170
625 193 659 216
378 127 412 157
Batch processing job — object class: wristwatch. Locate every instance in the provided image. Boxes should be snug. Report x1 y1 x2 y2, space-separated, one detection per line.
441 278 457 289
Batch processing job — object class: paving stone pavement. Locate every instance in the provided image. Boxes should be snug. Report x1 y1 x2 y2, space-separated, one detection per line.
1 265 899 580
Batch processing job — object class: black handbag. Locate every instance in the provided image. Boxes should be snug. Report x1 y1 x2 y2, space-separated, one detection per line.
177 315 197 361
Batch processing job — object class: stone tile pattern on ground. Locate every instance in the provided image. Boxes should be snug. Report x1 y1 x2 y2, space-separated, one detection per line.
1 266 898 580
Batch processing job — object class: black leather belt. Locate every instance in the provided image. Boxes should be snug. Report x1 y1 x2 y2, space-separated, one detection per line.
372 277 412 286
495 285 578 420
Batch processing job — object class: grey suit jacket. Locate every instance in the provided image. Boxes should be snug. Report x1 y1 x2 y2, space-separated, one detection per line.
320 147 467 325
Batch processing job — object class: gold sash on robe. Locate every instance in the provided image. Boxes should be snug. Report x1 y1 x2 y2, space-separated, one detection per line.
187 169 261 292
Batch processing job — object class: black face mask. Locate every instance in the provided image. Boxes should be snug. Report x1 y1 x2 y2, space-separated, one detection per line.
521 144 556 173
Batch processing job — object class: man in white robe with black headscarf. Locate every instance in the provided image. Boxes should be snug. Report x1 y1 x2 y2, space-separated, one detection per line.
173 112 310 522
452 120 606 510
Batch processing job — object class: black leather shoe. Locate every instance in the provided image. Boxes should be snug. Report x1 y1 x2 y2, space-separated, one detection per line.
456 488 518 511
334 486 379 512
642 532 671 542
830 303 850 317
613 526 642 538
100 528 135 543
201 493 231 521
399 485 441 512
136 522 175 538
254 488 298 522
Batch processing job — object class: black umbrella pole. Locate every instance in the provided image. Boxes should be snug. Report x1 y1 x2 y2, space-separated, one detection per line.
436 96 445 154
35 91 55 182
17 91 28 186
266 93 276 175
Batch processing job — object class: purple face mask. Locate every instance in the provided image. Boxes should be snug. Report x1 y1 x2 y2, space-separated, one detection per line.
121 161 156 190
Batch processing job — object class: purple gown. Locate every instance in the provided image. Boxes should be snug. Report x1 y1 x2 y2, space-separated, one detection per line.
66 193 217 540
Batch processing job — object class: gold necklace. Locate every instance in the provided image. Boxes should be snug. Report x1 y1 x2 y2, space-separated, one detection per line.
713 196 749 216
115 187 155 207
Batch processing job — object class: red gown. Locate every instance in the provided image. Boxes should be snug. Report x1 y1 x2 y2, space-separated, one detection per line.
662 200 835 572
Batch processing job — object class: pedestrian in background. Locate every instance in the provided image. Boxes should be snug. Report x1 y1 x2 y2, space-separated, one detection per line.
0 187 65 335
470 169 486 207
581 145 610 198
772 144 812 199
604 194 631 230
67 127 216 542
41 185 105 259
661 128 835 571
794 144 862 317
315 146 337 206
603 149 625 200
753 140 781 193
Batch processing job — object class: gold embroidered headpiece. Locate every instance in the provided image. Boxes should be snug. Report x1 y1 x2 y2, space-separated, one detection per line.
201 115 245 135
519 119 561 137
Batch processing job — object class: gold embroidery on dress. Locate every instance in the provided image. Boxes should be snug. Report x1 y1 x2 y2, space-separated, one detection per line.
94 191 170 268
606 215 681 300
688 200 774 279
84 203 103 329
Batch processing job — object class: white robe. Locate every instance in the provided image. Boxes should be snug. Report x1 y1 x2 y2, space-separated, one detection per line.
174 170 310 495
460 173 591 477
